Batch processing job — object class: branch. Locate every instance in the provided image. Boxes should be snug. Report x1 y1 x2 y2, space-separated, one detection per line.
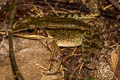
8 0 24 80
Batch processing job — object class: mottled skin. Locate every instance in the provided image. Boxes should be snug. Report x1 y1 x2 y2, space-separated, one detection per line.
46 29 89 47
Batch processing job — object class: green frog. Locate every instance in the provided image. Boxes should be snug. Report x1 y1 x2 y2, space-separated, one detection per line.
12 17 102 49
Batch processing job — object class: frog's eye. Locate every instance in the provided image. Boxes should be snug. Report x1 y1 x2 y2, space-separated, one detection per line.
27 28 34 33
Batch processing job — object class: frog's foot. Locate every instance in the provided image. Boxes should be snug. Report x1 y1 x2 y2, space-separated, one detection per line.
42 62 62 75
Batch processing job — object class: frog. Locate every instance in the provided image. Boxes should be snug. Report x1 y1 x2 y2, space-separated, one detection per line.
11 17 103 51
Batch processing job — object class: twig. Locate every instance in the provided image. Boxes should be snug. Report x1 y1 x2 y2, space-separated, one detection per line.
108 0 120 11
71 47 77 55
44 0 59 16
103 0 120 11
63 54 81 62
8 0 24 80
32 5 44 17
69 62 84 80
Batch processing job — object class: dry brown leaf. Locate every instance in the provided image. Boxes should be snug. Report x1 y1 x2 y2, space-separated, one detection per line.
111 50 118 72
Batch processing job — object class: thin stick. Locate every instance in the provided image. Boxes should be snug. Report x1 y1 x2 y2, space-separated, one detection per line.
8 0 24 80
103 0 120 11
44 0 59 16
108 0 120 11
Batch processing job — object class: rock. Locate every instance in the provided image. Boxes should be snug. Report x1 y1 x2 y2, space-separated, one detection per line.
0 37 63 80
